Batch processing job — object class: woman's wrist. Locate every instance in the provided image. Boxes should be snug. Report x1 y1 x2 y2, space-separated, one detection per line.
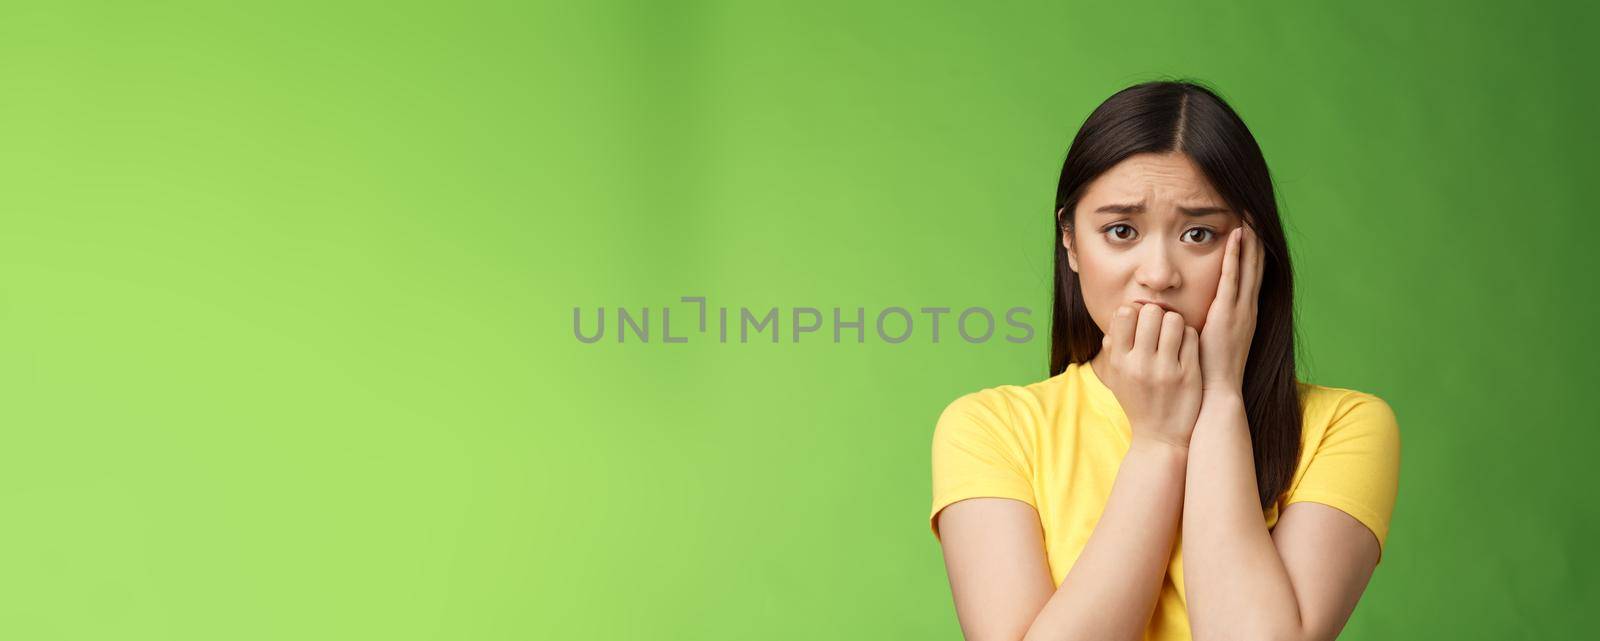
1201 388 1246 407
1129 432 1191 459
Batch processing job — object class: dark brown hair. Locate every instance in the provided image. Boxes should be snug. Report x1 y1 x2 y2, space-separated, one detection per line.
1049 79 1302 511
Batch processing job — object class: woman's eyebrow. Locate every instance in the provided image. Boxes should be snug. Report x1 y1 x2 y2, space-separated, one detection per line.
1178 205 1233 217
1092 202 1233 217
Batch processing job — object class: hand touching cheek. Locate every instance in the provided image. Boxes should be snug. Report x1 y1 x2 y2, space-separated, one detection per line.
1198 225 1265 398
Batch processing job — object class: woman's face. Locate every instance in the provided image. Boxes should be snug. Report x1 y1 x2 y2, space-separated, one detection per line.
1062 151 1247 334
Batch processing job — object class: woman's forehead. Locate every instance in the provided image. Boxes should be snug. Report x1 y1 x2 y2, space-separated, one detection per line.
1087 153 1224 206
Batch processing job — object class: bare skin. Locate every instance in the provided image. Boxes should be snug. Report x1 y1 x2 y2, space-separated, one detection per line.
937 151 1382 641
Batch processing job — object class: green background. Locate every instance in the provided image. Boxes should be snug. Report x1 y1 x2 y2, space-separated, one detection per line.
1 1 1593 638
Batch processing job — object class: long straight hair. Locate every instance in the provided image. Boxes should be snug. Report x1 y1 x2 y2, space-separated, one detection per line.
1049 80 1302 511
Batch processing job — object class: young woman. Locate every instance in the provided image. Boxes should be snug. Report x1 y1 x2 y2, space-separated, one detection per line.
928 80 1401 641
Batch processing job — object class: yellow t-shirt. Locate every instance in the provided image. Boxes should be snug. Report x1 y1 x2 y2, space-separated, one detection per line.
928 360 1400 640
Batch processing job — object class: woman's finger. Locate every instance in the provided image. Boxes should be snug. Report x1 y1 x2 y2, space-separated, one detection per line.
1132 302 1163 356
1238 226 1257 307
1110 304 1136 354
1243 227 1264 306
1180 325 1199 369
1235 226 1251 310
1216 227 1241 306
1157 310 1184 362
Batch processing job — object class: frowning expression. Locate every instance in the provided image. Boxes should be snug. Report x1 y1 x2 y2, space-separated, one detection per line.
1061 151 1247 334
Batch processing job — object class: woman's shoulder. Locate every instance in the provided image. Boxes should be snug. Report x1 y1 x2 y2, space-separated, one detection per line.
936 373 1073 434
1296 379 1393 409
943 371 1070 412
1295 379 1400 439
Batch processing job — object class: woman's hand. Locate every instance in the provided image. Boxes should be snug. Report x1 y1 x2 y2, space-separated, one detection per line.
1199 225 1265 398
1097 302 1203 451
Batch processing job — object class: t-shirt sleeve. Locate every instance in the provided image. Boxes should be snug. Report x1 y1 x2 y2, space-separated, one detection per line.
928 391 1037 543
1283 392 1402 564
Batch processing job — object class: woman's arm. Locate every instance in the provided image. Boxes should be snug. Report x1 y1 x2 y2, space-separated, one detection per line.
1179 392 1380 641
1021 435 1188 641
939 434 1187 641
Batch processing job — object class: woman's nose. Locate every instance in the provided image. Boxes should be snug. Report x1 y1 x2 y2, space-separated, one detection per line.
1134 246 1181 290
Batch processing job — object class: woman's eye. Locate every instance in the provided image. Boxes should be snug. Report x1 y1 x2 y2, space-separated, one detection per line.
1106 224 1135 241
1102 225 1215 243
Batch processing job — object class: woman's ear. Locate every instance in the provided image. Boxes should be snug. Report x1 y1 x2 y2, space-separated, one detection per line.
1059 207 1079 273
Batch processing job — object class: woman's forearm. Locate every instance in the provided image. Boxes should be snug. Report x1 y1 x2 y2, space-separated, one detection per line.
1181 392 1302 640
1022 436 1187 641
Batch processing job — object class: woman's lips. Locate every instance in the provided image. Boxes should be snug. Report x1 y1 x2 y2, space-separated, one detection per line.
1132 299 1176 313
